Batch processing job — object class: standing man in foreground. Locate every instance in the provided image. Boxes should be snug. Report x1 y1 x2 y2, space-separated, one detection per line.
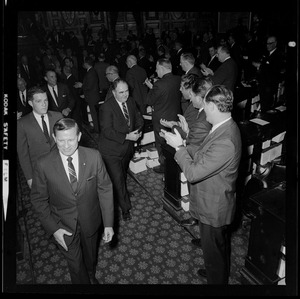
162 85 242 284
31 118 114 284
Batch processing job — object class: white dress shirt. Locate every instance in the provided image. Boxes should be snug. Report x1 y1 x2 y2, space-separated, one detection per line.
48 84 59 106
33 111 50 134
210 117 232 133
59 149 79 181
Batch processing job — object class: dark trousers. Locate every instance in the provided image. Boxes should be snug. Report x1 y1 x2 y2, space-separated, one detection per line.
57 221 99 284
101 146 133 214
153 122 166 166
259 83 277 112
87 101 100 132
199 222 231 284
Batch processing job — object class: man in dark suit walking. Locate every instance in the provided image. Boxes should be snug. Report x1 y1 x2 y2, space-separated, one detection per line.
125 54 148 114
17 86 63 189
31 118 114 284
98 78 144 222
74 57 101 132
43 69 75 117
94 52 110 102
62 65 83 129
145 58 182 173
163 85 242 284
17 77 32 119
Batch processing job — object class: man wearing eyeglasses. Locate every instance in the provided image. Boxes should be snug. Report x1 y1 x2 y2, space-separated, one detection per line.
252 35 285 112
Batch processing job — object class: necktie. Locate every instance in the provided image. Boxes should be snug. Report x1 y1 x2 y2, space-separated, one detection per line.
67 156 78 192
41 115 50 143
52 87 59 106
24 65 30 78
122 102 130 127
21 92 26 106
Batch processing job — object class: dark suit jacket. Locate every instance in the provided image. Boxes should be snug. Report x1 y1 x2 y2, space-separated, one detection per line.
63 74 82 124
125 64 148 113
98 96 144 157
185 106 212 146
175 118 242 227
146 72 182 132
186 66 203 78
207 55 222 72
258 48 284 87
137 56 155 77
104 77 120 102
82 67 101 105
17 90 32 116
17 111 63 180
19 63 37 88
43 82 75 113
30 146 114 246
211 57 238 92
171 48 185 75
94 61 110 92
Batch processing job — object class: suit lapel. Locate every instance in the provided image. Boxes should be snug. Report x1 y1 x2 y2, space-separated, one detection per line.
53 149 73 192
29 112 49 142
112 98 128 125
77 147 87 191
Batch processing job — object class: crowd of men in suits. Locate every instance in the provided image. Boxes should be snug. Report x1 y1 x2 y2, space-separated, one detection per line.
16 20 286 284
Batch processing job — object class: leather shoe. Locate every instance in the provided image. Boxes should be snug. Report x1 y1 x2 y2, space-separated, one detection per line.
180 218 198 227
122 211 132 221
197 269 207 278
153 165 165 174
191 238 202 247
88 273 99 284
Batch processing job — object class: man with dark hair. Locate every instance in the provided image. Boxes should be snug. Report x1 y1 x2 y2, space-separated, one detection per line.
17 86 63 189
31 118 114 284
162 85 242 284
145 58 182 173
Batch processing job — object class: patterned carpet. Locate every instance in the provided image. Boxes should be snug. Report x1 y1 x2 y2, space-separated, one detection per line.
15 126 251 291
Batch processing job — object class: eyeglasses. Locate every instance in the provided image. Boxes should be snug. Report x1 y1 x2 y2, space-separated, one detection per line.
266 41 275 45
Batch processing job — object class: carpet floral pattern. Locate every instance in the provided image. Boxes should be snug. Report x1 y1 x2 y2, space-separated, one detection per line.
16 167 249 285
16 129 250 286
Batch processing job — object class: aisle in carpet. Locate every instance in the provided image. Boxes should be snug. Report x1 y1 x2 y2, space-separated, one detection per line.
16 126 249 285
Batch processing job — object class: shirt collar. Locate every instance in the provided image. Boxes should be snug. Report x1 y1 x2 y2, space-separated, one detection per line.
211 116 231 133
59 148 78 161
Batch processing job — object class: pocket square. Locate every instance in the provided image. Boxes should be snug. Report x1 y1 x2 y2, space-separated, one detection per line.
62 94 66 97
86 176 95 181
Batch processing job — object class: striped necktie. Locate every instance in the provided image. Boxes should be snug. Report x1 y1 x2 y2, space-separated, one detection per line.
122 102 130 127
67 156 78 192
52 87 59 106
21 92 26 106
